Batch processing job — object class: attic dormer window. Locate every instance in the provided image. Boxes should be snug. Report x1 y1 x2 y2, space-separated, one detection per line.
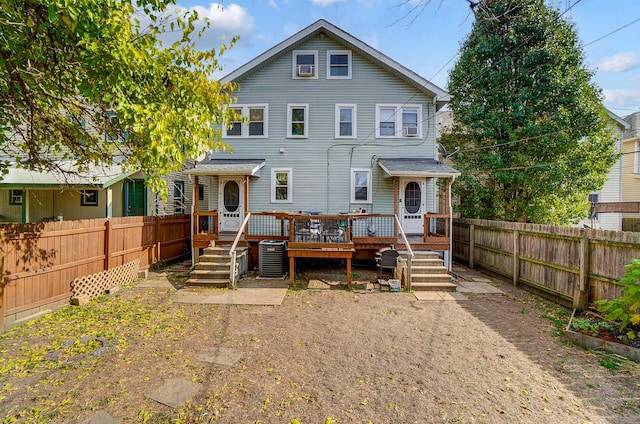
293 50 318 79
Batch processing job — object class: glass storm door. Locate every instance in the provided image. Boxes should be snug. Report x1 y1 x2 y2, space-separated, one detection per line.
218 177 244 232
400 178 425 235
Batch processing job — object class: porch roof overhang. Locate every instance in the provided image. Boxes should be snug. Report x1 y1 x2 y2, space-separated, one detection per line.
0 161 137 189
378 158 461 178
184 159 266 177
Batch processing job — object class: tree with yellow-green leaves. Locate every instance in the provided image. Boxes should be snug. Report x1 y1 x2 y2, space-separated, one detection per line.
0 0 238 197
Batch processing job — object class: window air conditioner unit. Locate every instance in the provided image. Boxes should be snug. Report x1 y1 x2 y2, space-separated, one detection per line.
403 127 418 137
297 64 314 77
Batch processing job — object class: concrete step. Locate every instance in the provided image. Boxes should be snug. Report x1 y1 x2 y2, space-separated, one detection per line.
198 254 231 261
412 251 441 259
411 258 444 267
411 265 448 274
203 247 231 256
411 282 458 292
189 270 231 279
411 273 453 284
185 278 229 287
194 262 231 271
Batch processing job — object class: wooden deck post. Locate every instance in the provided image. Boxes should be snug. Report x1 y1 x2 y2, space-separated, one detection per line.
289 256 295 288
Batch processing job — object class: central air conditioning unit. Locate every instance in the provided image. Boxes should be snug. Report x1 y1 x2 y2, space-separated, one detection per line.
297 64 314 77
259 240 286 278
403 126 419 137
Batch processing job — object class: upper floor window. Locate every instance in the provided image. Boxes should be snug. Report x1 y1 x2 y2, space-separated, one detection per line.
271 168 293 203
225 105 268 138
292 50 318 79
287 104 309 138
375 104 422 138
635 141 640 174
351 168 371 203
327 50 352 79
335 104 356 138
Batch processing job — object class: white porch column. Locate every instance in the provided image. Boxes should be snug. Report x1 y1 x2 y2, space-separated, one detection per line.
105 188 113 218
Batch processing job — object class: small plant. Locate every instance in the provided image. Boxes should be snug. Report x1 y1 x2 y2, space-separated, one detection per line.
596 258 640 340
572 317 601 336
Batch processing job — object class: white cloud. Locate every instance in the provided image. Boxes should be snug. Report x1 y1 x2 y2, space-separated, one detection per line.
603 88 640 109
598 52 640 72
311 0 349 6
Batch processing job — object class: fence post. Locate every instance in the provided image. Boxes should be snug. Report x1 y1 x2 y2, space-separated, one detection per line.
469 224 475 268
513 230 520 286
155 216 161 265
104 219 111 271
0 229 5 329
573 236 590 310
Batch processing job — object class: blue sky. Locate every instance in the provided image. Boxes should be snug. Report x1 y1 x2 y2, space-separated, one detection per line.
176 0 640 115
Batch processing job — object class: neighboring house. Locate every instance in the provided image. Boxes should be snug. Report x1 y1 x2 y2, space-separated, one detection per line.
621 111 640 231
184 19 459 284
582 110 630 231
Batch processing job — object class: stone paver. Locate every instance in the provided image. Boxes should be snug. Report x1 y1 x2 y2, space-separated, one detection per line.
196 347 243 366
144 378 202 409
81 411 120 424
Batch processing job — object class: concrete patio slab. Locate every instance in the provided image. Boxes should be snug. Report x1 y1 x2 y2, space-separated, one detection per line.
81 411 120 424
457 281 504 294
413 291 469 301
145 377 202 409
173 288 287 306
196 347 243 366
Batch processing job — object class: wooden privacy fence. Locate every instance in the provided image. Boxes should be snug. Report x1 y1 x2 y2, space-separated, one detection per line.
453 218 640 310
0 214 190 328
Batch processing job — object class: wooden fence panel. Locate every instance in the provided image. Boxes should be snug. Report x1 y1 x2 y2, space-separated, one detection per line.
453 218 640 309
2 215 191 328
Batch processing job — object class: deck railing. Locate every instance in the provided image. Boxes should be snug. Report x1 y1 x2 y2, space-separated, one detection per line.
424 213 451 250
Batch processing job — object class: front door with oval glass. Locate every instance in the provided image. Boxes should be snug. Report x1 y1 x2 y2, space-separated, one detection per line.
400 179 425 235
218 177 244 232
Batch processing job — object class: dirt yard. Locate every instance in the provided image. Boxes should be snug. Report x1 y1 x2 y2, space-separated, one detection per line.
1 261 639 423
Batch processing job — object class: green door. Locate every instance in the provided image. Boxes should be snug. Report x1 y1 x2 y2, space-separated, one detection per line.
124 180 146 216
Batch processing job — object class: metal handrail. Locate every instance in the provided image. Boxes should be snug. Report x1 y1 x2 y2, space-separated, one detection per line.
394 214 414 291
229 212 252 287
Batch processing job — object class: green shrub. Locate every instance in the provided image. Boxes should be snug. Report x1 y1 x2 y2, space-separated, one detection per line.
596 258 640 340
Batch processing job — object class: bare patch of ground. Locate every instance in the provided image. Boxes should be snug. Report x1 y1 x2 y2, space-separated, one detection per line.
1 261 639 423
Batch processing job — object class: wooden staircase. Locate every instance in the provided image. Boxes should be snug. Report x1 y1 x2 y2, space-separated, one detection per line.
186 245 237 287
409 251 457 291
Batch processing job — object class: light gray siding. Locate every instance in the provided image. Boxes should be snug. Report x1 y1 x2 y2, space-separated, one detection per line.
216 36 439 214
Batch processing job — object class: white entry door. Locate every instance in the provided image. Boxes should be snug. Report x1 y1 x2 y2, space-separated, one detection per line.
218 177 244 232
399 178 425 235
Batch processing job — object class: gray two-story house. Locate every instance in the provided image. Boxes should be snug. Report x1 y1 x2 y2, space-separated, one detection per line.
185 19 459 289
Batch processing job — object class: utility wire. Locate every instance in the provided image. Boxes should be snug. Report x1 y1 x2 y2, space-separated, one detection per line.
584 16 640 47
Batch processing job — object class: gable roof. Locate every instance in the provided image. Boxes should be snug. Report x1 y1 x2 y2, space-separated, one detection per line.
221 19 450 111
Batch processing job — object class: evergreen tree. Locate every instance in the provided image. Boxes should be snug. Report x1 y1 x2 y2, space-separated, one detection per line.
441 0 618 224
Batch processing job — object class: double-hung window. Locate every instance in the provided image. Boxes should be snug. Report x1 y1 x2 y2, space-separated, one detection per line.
327 50 352 79
9 189 23 205
635 141 640 174
271 168 292 203
335 104 356 138
292 50 318 79
375 104 422 138
351 168 371 203
174 181 185 214
225 105 268 138
287 104 308 138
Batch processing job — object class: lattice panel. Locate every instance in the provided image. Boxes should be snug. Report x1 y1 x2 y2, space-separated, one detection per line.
71 259 140 299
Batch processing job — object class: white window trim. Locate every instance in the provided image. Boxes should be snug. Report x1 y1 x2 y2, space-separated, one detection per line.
375 104 423 138
327 50 352 79
335 104 357 139
271 168 293 203
224 104 268 138
350 168 372 204
287 104 309 138
292 50 319 79
635 141 640 174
